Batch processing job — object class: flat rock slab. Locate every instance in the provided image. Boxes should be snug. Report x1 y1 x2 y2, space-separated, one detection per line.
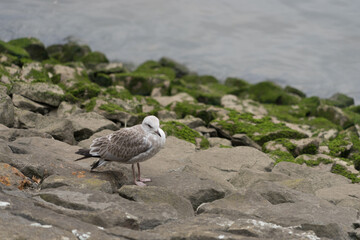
118 185 194 219
316 184 360 211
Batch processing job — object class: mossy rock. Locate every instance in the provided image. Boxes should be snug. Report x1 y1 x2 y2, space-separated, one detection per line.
47 42 91 63
331 163 360 183
0 40 30 58
159 57 189 78
161 121 209 149
325 93 354 108
327 133 353 157
81 51 109 68
103 86 134 100
316 104 354 129
248 81 300 105
8 37 49 61
211 110 307 146
224 77 250 95
135 60 176 81
89 72 112 87
172 101 217 124
114 72 168 96
284 85 306 98
347 105 360 114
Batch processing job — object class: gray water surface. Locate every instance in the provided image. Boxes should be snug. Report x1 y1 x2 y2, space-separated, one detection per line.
1 0 359 103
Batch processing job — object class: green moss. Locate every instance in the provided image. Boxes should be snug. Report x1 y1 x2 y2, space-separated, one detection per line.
301 143 318 155
81 51 109 67
0 40 30 58
212 110 307 145
27 68 51 83
331 164 360 183
8 37 49 61
99 103 125 114
268 150 295 164
89 72 112 87
105 86 134 100
84 98 97 112
347 105 360 114
248 81 300 105
284 86 306 98
295 156 333 167
159 57 189 78
219 144 233 148
161 121 209 149
328 133 352 157
135 60 176 81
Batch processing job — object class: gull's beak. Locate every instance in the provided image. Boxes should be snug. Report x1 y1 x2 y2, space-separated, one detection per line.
156 130 161 137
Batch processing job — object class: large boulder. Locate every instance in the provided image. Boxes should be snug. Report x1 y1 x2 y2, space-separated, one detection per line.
11 82 64 107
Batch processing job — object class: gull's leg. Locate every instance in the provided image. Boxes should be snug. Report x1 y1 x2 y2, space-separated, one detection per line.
132 163 146 186
137 162 151 183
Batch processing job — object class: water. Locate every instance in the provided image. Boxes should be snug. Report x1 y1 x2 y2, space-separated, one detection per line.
1 0 359 104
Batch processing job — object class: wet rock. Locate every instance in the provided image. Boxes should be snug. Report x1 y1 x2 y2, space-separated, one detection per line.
0 90 14 127
118 185 194 218
11 82 64 107
12 94 50 114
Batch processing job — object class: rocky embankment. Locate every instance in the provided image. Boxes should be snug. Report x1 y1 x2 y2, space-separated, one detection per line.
1 37 360 239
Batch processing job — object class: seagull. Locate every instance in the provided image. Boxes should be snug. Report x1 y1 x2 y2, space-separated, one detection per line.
75 115 166 186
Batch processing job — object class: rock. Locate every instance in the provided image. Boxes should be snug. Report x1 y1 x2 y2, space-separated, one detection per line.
159 57 189 78
12 94 50 114
154 92 195 107
11 82 64 107
19 62 45 82
0 39 30 58
289 138 320 156
229 168 290 189
34 188 178 230
8 37 49 61
35 116 76 144
52 64 77 86
118 185 194 219
231 133 262 150
194 126 218 138
317 128 338 140
284 85 306 98
221 94 268 116
272 161 350 194
149 166 226 210
67 112 118 141
316 184 360 211
0 90 14 127
0 163 32 190
317 104 354 129
175 115 205 129
0 127 52 142
208 137 232 148
13 108 39 129
328 92 355 108
156 109 177 120
41 174 113 193
55 101 83 118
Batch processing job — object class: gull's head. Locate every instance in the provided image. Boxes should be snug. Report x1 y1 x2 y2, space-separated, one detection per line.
142 115 161 136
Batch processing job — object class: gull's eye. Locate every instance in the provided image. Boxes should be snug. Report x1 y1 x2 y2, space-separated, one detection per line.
146 123 152 128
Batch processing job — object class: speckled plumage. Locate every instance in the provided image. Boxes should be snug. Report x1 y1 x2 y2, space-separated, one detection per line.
76 115 166 186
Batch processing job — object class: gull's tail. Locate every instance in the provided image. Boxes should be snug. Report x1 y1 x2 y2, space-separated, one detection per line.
75 148 94 161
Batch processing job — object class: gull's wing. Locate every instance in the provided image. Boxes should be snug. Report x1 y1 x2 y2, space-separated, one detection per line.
89 126 152 163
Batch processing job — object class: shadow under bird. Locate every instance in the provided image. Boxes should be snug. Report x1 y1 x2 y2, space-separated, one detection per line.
75 115 166 186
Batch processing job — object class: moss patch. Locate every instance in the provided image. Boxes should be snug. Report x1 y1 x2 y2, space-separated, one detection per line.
331 164 360 183
0 40 30 58
99 103 125 114
161 121 209 149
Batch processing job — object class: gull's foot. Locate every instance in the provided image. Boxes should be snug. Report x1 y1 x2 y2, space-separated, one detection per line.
134 180 147 187
139 177 151 183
